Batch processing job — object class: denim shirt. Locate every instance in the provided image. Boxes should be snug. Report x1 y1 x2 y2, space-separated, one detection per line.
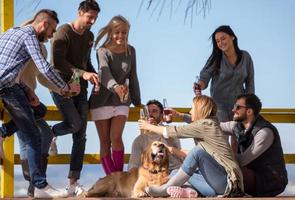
200 50 255 108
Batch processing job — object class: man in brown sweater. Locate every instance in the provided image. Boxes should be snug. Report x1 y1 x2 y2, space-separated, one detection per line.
49 0 100 197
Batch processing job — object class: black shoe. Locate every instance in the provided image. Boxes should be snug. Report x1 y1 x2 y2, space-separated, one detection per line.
27 182 34 197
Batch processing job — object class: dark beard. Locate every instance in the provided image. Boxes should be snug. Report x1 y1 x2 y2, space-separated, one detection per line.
233 113 247 122
37 30 47 42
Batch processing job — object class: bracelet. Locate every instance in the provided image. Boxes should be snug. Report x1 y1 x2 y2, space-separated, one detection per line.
60 84 70 95
113 84 119 89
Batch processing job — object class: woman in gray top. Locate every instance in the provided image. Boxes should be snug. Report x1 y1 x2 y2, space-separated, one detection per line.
89 16 141 175
195 25 255 122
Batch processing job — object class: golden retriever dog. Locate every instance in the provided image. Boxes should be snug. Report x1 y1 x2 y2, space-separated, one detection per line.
83 141 170 198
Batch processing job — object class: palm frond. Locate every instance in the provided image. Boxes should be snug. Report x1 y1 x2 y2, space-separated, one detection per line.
137 0 211 25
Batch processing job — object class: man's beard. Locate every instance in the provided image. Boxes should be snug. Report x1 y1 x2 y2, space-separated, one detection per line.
37 30 48 42
233 112 247 122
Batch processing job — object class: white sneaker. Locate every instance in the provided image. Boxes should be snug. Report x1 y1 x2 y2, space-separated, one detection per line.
0 137 4 159
65 182 85 197
48 137 58 156
34 184 68 198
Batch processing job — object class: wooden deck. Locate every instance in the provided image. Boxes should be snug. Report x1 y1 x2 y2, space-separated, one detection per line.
2 197 295 200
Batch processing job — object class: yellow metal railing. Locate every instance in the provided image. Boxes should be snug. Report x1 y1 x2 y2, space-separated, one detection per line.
1 0 14 197
1 105 295 197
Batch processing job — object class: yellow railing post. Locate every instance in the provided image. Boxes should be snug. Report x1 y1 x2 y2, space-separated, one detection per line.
1 0 14 198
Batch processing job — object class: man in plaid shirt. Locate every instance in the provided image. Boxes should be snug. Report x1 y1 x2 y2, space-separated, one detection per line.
0 9 79 198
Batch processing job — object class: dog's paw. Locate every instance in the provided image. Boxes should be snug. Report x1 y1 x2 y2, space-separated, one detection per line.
132 191 148 198
77 191 88 198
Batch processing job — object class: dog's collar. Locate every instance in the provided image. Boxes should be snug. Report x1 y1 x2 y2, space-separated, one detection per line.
143 166 163 174
149 169 162 174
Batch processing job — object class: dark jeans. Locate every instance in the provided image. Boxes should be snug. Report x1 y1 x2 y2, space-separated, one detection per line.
51 87 88 179
0 84 47 188
0 103 47 138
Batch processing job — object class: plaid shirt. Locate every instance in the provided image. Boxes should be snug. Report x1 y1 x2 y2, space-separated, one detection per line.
0 26 67 90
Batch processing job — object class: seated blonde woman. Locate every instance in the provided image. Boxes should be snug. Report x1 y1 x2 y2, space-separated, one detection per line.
138 95 244 198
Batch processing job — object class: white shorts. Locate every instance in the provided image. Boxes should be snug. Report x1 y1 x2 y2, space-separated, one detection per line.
90 106 129 121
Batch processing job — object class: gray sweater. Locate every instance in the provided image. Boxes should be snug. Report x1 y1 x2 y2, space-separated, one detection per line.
89 45 141 108
200 50 255 108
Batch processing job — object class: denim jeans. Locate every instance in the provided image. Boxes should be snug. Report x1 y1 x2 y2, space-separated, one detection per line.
1 102 47 138
17 119 53 159
51 87 88 179
0 84 47 188
181 146 227 196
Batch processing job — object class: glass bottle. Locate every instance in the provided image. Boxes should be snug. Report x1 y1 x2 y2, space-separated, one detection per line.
92 70 101 95
139 107 148 134
163 98 172 123
194 75 202 96
70 69 80 96
121 78 129 103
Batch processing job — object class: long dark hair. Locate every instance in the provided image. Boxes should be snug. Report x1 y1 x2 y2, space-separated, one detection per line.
206 25 242 73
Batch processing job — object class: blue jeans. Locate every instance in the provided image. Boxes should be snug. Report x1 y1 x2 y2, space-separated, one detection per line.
17 119 53 184
0 85 47 188
51 87 88 179
182 146 227 196
17 119 53 159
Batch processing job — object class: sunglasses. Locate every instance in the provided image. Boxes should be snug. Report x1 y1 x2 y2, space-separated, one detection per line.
233 104 249 110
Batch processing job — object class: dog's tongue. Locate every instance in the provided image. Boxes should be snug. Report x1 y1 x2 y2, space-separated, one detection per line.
157 152 164 156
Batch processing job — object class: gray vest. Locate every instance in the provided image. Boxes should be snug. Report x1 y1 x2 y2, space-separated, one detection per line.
233 115 288 197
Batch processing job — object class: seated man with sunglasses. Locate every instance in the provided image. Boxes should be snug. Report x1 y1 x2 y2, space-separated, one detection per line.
220 93 288 197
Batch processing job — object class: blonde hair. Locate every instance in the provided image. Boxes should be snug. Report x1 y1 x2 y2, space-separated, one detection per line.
192 95 217 120
94 15 131 55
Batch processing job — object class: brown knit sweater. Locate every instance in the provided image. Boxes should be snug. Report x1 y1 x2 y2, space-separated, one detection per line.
50 23 96 86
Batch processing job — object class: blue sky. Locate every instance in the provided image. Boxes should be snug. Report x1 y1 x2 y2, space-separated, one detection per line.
6 0 295 195
12 0 295 152
13 0 295 108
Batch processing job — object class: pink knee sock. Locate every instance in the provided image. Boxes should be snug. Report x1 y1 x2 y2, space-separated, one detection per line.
101 156 116 175
112 149 124 171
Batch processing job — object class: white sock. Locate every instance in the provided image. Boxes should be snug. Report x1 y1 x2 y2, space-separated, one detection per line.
145 168 190 197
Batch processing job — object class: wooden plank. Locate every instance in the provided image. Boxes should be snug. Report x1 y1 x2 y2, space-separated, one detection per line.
2 196 295 199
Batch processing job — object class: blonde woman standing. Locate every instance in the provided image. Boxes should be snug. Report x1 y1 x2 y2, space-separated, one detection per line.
139 95 243 198
89 15 141 175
